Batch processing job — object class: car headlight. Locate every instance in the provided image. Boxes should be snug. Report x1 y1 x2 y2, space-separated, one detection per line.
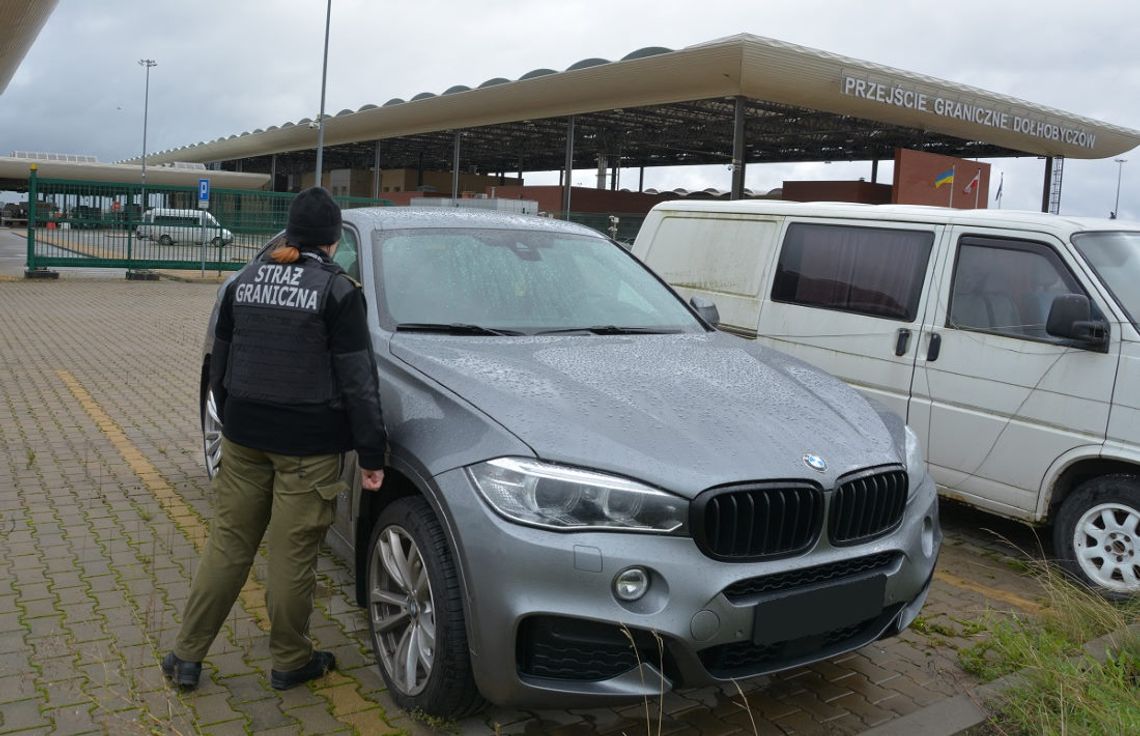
904 426 925 477
467 457 689 534
904 426 929 502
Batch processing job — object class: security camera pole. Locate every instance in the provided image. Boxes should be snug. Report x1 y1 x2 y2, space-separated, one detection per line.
313 0 332 188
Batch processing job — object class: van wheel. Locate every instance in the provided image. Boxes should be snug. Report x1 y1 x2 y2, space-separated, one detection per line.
1053 475 1140 599
365 497 484 718
159 234 173 246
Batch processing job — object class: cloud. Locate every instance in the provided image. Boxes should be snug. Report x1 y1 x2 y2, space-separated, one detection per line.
1 0 1136 218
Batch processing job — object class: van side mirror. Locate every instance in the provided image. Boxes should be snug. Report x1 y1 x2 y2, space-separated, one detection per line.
1046 294 1109 351
690 296 720 327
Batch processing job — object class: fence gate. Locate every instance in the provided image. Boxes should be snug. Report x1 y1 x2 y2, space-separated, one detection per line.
24 171 389 273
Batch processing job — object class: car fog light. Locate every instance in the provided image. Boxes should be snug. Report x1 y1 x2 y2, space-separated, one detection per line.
614 567 649 601
922 516 935 558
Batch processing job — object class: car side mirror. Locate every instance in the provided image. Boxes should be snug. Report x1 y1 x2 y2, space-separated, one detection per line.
690 295 720 327
1046 294 1109 351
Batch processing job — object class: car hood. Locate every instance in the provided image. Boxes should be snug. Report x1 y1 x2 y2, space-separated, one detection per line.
390 332 900 496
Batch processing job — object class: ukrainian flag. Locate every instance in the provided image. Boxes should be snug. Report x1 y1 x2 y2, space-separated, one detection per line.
934 167 955 188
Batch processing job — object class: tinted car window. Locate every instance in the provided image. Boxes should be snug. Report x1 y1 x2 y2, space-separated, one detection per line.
949 237 1086 340
373 228 702 333
771 223 934 321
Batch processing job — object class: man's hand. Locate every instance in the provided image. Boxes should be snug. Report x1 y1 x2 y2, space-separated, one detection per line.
361 468 384 491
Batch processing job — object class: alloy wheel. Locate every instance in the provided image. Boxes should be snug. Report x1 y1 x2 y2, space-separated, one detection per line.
369 526 436 695
202 389 223 479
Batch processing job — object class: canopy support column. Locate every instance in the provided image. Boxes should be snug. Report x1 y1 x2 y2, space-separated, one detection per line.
451 131 461 202
372 141 382 199
731 96 746 200
1041 157 1053 213
562 116 575 218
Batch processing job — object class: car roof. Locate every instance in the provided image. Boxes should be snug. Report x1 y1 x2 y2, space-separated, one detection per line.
342 206 607 237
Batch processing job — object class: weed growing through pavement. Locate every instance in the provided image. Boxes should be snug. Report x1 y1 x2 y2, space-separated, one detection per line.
26 447 36 468
958 560 1139 736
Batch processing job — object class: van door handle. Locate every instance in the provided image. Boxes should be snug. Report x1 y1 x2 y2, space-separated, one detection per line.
927 333 942 362
895 328 911 356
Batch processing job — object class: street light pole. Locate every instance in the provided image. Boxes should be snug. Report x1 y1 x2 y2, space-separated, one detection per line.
1111 158 1127 219
313 0 331 189
138 59 157 212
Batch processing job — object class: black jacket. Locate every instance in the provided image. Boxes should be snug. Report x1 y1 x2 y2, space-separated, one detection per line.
210 250 387 469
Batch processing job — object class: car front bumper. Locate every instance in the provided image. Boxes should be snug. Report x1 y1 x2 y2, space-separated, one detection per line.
436 467 941 709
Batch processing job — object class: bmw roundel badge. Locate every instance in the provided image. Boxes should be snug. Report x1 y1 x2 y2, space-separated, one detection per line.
803 453 828 472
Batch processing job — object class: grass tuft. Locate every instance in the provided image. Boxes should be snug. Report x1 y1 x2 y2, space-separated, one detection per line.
958 560 1140 735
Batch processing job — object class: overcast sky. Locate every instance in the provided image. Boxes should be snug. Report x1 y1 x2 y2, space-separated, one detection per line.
2 0 1138 218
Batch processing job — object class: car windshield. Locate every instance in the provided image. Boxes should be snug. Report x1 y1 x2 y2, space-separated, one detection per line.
372 227 703 334
1071 230 1140 328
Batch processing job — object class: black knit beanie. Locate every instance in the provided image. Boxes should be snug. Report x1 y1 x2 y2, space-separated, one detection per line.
286 187 342 248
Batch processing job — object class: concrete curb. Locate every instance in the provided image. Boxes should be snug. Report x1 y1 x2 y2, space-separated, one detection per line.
857 621 1140 736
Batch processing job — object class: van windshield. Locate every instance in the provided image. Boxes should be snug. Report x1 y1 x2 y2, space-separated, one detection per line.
1071 231 1140 328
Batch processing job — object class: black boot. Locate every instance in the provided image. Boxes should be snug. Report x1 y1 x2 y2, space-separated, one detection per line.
161 652 202 689
270 650 336 690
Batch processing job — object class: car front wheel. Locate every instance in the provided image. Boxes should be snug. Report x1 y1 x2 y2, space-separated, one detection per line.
366 496 483 718
201 387 223 479
1053 474 1140 598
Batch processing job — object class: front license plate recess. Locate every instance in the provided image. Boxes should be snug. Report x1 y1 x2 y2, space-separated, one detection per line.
752 575 886 645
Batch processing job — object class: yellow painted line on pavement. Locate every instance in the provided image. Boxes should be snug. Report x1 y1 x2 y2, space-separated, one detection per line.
58 369 396 734
934 569 1043 614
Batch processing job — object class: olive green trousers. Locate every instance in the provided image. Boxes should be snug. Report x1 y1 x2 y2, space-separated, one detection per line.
174 438 345 671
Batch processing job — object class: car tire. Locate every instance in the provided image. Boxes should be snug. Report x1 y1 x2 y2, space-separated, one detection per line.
366 496 484 718
1053 474 1140 599
211 237 223 248
201 387 223 480
159 234 173 246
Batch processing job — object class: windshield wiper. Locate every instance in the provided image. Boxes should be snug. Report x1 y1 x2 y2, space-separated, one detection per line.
534 325 684 335
395 322 524 336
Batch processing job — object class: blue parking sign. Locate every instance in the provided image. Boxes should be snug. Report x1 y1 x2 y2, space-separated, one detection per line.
198 178 210 208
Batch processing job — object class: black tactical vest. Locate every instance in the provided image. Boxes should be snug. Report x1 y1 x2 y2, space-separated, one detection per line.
225 254 342 405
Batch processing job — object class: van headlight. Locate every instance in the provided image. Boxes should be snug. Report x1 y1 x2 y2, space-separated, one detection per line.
467 457 689 534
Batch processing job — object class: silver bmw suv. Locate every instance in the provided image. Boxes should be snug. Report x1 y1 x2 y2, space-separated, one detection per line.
200 208 941 717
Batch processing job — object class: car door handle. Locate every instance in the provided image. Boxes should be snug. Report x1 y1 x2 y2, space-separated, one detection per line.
927 333 942 362
895 328 911 356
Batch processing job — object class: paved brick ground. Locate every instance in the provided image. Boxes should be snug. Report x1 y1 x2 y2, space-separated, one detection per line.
0 274 1049 735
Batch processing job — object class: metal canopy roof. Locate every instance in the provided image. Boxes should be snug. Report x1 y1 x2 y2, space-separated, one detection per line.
0 0 57 94
129 34 1140 178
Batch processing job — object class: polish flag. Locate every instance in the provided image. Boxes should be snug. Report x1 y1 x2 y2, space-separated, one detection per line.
963 170 982 194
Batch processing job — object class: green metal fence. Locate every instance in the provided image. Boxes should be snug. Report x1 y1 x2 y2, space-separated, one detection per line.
24 171 391 273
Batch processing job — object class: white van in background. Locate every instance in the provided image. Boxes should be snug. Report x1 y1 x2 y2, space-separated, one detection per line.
633 200 1140 596
136 208 234 246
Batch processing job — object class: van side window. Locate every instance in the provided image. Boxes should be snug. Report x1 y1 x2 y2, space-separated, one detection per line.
948 237 1087 340
771 223 934 321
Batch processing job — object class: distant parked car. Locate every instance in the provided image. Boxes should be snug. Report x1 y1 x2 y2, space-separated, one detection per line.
137 208 233 246
199 208 941 717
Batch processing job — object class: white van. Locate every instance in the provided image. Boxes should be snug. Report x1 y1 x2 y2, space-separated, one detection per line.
634 200 1140 596
136 208 234 246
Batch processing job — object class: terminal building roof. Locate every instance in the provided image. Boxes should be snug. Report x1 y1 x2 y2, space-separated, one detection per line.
126 34 1140 177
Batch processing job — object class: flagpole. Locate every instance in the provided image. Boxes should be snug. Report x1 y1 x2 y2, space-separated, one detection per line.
949 165 955 208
